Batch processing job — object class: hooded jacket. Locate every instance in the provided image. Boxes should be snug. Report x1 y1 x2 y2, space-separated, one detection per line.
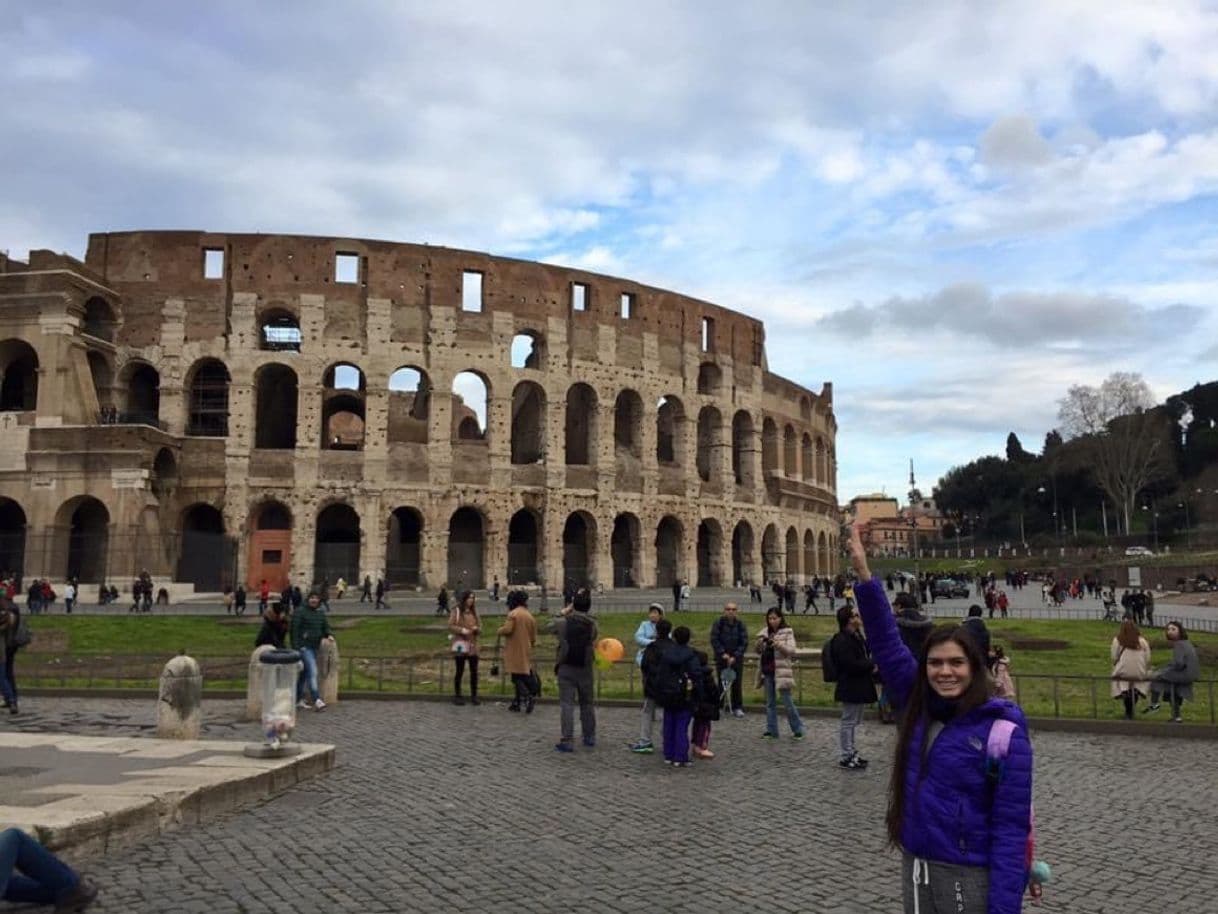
856 577 1032 914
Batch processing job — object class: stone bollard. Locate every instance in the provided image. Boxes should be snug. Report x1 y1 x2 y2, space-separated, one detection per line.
157 654 202 739
319 639 340 705
245 645 276 721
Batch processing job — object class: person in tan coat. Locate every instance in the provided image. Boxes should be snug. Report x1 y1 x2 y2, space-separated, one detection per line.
496 590 538 713
1110 617 1151 719
448 590 482 705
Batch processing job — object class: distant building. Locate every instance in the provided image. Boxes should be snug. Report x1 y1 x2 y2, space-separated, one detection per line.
846 492 944 556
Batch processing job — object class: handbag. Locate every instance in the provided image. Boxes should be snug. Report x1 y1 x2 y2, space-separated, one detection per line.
451 637 471 655
527 668 542 696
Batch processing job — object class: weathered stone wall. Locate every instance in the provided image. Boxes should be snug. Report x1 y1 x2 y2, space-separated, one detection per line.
0 231 840 591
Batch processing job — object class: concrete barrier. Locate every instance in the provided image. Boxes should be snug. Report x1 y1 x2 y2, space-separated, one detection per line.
245 645 276 720
319 639 339 705
157 654 202 739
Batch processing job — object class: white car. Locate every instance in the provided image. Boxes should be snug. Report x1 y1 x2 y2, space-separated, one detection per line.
1124 546 1154 557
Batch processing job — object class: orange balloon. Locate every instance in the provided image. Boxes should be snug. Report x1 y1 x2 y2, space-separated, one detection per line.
596 637 624 663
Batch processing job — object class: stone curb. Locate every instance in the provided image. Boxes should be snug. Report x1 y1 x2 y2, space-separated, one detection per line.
21 743 336 863
19 687 1218 739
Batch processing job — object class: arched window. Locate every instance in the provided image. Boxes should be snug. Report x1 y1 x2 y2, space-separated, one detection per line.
696 406 722 483
120 362 160 425
255 364 298 449
322 363 366 450
656 395 685 465
0 339 39 412
731 411 754 488
697 362 722 395
510 331 544 369
315 503 361 584
801 433 813 482
386 507 424 588
260 310 302 352
451 371 488 441
511 381 546 464
186 360 230 436
564 383 597 465
783 425 797 476
83 297 116 342
761 418 778 474
388 366 429 444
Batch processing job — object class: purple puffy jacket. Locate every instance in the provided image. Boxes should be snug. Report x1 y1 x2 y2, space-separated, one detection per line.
856 577 1033 914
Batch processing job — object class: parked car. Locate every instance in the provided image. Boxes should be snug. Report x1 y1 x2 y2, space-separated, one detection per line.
1124 546 1155 557
932 577 971 599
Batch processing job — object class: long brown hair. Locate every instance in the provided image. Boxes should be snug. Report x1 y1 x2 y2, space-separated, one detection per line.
1116 618 1142 650
886 625 992 847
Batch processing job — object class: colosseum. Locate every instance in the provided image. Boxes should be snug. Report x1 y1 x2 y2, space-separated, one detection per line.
0 231 838 596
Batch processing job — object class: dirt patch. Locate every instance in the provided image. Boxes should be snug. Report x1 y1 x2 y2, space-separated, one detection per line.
216 617 260 626
1006 637 1070 651
24 628 70 654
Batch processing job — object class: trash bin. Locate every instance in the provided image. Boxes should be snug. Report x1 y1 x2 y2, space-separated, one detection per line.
259 648 302 750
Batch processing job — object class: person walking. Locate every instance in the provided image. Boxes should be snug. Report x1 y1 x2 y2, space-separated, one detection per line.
848 523 1033 914
258 579 270 614
550 587 598 752
1110 618 1151 719
359 575 372 603
496 589 537 713
234 583 247 617
375 577 389 610
829 603 877 768
709 602 748 719
802 583 819 615
629 603 664 753
0 827 99 910
1144 621 1200 722
63 580 76 615
290 590 334 711
448 590 482 705
755 607 805 740
436 586 449 617
671 579 682 613
0 599 21 714
656 625 702 767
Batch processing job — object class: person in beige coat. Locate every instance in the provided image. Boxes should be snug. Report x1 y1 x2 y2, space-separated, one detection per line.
496 589 538 713
754 607 804 739
448 590 482 706
1110 618 1151 719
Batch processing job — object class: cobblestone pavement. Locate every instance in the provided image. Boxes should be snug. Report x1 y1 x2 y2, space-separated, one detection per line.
3 697 1216 913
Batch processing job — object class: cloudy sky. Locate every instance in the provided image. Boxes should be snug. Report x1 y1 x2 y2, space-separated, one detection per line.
3 2 1216 500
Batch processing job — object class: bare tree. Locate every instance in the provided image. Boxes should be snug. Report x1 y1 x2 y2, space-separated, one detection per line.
1057 372 1170 535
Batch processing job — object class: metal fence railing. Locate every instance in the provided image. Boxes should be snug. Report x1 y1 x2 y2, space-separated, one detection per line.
17 654 1217 725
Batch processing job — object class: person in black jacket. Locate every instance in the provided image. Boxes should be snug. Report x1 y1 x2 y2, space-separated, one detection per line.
255 602 289 649
709 602 748 717
657 626 702 767
830 604 877 770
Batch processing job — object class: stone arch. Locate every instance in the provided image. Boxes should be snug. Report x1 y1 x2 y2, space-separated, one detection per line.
87 350 114 414
654 515 683 588
696 405 723 483
815 437 826 485
761 417 778 474
613 389 643 458
55 496 110 583
828 446 836 490
259 307 301 352
0 339 39 412
510 330 544 369
83 296 117 342
452 371 489 441
564 383 598 466
761 523 782 582
696 518 724 587
177 503 229 591
562 511 597 589
696 362 722 395
186 358 230 436
818 530 830 577
783 424 798 476
119 360 160 424
254 363 298 449
150 447 178 504
785 526 800 580
510 381 546 464
731 520 754 586
247 499 293 590
322 363 366 449
656 395 685 465
801 433 813 482
447 506 486 589
0 498 27 577
386 506 424 587
731 411 755 488
314 502 361 586
388 366 430 443
611 512 641 588
800 396 812 421
804 529 817 577
507 508 542 585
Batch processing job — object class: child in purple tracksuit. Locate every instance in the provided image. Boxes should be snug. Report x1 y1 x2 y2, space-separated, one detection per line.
657 626 702 767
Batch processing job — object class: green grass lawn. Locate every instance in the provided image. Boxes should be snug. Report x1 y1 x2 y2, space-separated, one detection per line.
869 549 1218 576
18 611 1218 723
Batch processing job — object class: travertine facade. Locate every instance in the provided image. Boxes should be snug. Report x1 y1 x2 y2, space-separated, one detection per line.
0 231 838 593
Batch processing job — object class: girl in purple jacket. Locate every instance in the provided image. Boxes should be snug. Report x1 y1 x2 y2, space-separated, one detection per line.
848 525 1033 914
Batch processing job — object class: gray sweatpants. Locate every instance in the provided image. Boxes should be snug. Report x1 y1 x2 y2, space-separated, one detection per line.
639 697 657 742
557 666 595 743
901 854 988 914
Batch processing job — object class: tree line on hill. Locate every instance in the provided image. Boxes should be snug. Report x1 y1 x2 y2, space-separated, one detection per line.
933 374 1218 547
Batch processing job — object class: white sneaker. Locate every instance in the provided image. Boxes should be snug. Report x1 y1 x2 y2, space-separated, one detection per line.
314 699 327 711
732 709 745 719
297 700 310 710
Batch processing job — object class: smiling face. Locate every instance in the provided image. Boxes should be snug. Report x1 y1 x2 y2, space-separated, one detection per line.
926 640 973 699
766 610 781 631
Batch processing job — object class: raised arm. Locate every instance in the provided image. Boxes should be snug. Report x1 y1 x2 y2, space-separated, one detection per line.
848 523 917 708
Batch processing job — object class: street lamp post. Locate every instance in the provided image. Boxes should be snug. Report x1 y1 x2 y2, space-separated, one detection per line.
909 460 921 606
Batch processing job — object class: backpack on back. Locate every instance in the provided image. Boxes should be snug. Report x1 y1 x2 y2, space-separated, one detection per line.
651 648 691 710
821 635 839 682
986 719 1050 901
563 613 593 668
